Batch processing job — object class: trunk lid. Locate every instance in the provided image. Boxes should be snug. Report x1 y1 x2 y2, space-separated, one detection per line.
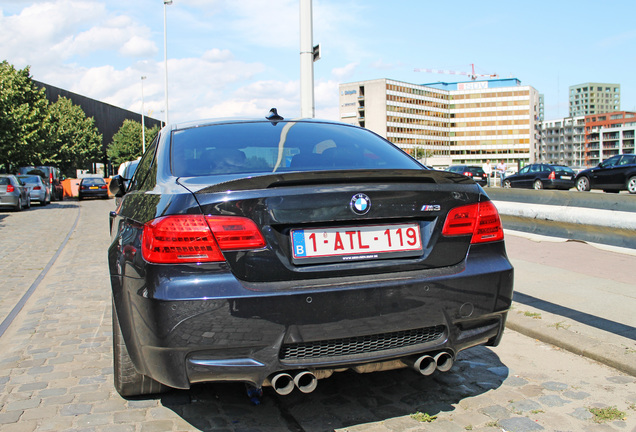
179 169 484 282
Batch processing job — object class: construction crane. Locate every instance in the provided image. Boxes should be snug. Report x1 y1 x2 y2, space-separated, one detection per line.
414 63 498 80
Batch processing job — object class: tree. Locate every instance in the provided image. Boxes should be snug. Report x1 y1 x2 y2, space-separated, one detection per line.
47 96 103 178
107 119 159 167
0 61 50 171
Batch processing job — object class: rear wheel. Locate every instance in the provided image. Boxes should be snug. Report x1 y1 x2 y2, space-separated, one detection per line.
533 179 543 190
628 176 636 194
15 197 22 212
576 176 590 192
503 179 511 188
112 302 167 397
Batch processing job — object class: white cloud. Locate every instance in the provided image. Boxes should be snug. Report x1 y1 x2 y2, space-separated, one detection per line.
332 62 358 81
0 0 156 70
202 48 234 62
121 36 158 58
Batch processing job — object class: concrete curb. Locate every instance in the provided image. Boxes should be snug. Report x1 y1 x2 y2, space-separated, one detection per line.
493 200 636 230
506 310 636 377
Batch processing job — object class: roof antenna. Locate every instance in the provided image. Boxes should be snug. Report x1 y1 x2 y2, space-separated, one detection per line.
266 108 284 125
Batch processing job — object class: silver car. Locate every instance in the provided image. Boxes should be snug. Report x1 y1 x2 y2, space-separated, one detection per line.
0 174 30 211
17 175 50 206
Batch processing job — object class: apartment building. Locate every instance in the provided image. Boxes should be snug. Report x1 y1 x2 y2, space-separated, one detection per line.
339 78 541 168
584 111 636 166
538 116 586 167
569 82 620 117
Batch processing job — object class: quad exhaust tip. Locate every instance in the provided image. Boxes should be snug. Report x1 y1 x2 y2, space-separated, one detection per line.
270 370 318 395
270 372 295 396
270 353 454 396
410 351 454 376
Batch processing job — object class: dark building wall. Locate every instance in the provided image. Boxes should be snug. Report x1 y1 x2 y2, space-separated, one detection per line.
33 80 162 174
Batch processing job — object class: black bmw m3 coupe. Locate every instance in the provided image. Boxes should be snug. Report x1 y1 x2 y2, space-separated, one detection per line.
108 110 514 398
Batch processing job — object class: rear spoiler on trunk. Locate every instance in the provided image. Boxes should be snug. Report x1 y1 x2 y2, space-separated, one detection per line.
183 169 474 194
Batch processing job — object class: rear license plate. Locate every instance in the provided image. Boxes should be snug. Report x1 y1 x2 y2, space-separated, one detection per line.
560 176 572 180
89 186 98 189
473 176 482 180
291 223 422 264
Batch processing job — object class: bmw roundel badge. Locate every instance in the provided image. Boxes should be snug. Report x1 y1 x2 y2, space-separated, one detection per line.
350 193 371 215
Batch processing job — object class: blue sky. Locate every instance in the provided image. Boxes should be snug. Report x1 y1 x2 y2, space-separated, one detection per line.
1 0 635 124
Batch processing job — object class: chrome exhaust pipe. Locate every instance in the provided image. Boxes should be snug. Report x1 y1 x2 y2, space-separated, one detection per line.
434 351 454 372
410 354 437 376
294 370 318 394
270 372 295 396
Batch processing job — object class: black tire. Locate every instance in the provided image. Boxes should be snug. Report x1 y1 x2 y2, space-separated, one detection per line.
15 197 22 212
503 179 512 188
533 179 543 190
627 176 636 194
112 302 167 397
576 176 590 192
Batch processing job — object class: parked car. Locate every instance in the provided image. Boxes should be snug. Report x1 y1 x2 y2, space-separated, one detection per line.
502 164 575 190
575 154 636 194
445 165 488 187
108 112 513 398
0 174 30 211
17 175 50 206
78 177 109 200
17 166 64 201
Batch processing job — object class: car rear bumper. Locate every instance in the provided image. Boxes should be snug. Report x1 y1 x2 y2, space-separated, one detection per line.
111 242 514 389
0 195 19 207
79 190 109 199
545 179 575 189
29 191 46 201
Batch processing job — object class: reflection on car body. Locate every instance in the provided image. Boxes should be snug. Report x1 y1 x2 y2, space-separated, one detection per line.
107 111 514 399
502 164 575 190
575 154 636 194
445 165 488 187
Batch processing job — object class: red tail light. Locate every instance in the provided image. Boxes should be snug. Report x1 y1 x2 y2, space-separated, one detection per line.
462 171 473 177
7 184 14 193
548 171 555 180
142 215 266 264
33 186 41 190
100 185 108 189
442 201 504 244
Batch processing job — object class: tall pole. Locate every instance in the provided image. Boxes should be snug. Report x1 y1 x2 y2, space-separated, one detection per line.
141 76 147 153
163 0 172 126
299 0 315 118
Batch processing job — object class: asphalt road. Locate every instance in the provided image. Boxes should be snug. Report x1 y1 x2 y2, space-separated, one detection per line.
0 199 634 432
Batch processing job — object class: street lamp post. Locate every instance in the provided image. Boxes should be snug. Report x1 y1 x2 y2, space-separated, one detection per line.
163 0 172 126
141 76 147 153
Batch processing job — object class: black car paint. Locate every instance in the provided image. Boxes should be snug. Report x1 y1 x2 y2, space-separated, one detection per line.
108 119 514 392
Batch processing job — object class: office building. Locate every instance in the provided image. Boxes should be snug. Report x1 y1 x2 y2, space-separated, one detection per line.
584 111 636 166
339 78 541 168
569 83 620 117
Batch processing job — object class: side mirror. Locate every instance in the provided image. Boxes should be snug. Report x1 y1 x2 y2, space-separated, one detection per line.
109 175 127 197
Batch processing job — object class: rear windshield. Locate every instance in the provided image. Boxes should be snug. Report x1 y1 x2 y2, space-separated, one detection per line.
465 167 485 175
170 121 422 177
553 166 575 175
0 178 10 185
17 176 40 184
81 178 105 186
